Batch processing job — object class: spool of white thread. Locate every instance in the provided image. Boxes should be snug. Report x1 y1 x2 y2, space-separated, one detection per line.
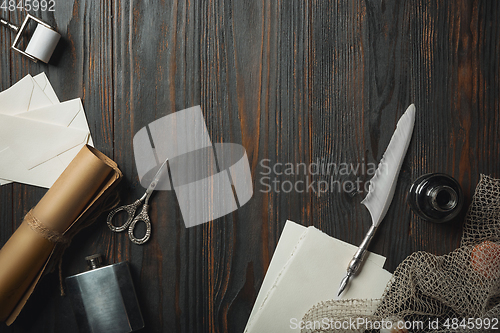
24 23 61 63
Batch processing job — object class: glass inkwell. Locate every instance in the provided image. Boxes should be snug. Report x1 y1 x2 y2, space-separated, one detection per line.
408 173 464 223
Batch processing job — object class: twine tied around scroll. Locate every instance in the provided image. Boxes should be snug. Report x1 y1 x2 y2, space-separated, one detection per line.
24 191 120 296
26 210 71 244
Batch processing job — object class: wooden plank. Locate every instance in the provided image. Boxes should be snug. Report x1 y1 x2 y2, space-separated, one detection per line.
112 1 206 332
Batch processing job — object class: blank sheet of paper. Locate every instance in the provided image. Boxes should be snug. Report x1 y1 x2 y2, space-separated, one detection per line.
244 220 392 333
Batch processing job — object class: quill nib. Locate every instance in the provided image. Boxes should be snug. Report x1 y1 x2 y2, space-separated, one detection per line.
337 272 351 296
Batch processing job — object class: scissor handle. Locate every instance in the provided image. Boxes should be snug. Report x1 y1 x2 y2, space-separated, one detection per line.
107 199 142 232
128 204 152 245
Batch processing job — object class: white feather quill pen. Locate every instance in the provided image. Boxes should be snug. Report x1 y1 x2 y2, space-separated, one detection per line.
362 103 416 227
337 104 416 296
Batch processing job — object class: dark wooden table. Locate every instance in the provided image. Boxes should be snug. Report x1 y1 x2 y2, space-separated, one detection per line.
1 1 500 332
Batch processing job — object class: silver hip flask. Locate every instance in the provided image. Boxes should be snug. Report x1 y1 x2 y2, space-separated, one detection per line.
65 254 145 333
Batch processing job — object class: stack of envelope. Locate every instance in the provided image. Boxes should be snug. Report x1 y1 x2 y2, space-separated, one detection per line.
0 73 92 188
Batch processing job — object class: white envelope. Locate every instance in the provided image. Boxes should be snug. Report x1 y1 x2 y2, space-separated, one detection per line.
0 73 58 185
0 73 93 188
0 99 92 188
33 72 60 104
0 74 54 116
0 114 87 169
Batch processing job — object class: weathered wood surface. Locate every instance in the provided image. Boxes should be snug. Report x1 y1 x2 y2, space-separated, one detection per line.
1 1 499 332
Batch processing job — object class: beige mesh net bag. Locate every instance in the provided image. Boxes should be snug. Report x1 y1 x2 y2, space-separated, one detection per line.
302 174 500 333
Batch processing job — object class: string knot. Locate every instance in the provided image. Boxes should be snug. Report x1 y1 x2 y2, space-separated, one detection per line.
26 210 70 244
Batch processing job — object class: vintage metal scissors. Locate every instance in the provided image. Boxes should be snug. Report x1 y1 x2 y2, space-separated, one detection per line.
107 158 169 245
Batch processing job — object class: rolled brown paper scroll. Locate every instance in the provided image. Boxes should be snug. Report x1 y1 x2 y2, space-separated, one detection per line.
0 145 122 325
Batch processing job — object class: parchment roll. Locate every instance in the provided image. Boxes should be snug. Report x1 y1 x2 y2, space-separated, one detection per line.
0 145 122 324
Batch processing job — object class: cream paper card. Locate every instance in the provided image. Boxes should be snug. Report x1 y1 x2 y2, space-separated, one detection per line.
244 220 392 333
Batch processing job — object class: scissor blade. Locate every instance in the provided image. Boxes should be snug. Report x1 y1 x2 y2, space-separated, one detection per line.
147 158 169 193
